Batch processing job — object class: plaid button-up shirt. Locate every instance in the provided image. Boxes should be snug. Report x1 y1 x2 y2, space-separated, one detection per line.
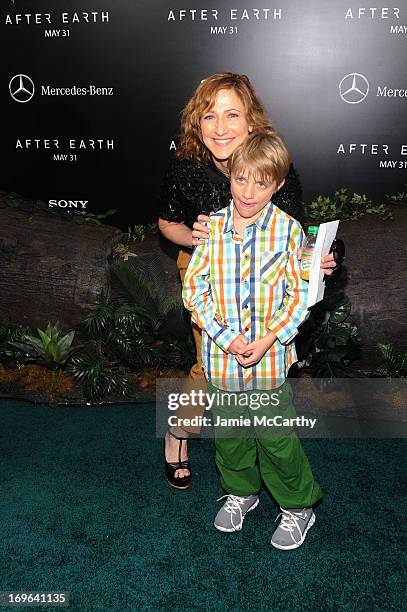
182 201 309 391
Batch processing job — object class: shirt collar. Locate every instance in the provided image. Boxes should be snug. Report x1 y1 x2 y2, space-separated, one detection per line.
222 200 275 234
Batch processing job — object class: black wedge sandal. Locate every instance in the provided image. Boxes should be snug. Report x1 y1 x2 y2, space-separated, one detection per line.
164 430 192 490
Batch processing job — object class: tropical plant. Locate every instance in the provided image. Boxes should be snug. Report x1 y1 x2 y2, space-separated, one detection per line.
110 253 195 370
69 343 129 403
0 320 33 369
80 280 194 373
307 188 393 223
295 285 362 383
374 343 407 378
10 321 78 369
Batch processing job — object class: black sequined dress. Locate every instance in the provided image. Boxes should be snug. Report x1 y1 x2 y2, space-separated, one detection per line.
159 158 306 241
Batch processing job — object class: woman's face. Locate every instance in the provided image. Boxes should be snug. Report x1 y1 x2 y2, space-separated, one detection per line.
200 88 252 165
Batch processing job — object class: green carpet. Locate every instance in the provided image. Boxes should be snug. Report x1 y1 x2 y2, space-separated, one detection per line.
0 400 405 611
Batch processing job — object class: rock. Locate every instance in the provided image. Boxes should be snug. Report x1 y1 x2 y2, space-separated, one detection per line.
339 208 407 367
0 194 121 329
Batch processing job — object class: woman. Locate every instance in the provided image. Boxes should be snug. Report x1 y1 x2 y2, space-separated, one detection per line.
158 73 340 489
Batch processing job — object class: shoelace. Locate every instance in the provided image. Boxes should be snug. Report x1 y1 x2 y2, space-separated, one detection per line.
217 494 251 531
275 508 308 544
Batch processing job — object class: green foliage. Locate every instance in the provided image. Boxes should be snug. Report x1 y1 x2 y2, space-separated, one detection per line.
295 289 362 383
375 343 407 378
10 321 78 370
94 252 196 371
73 274 194 401
385 184 407 203
112 254 195 360
0 320 33 369
81 259 195 372
81 292 116 338
69 343 128 403
127 223 158 242
72 209 117 225
307 188 393 223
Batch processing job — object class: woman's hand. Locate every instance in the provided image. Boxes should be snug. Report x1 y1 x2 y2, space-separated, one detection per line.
191 214 211 246
320 252 338 276
158 218 194 248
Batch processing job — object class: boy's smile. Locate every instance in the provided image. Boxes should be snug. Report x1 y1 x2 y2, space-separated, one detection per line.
231 169 285 229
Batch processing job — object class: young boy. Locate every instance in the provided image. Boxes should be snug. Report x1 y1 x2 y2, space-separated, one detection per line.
182 131 322 550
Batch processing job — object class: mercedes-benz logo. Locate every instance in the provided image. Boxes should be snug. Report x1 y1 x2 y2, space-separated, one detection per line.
9 74 35 103
339 73 369 104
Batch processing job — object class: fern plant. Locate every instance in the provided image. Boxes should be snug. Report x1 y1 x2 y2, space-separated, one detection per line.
69 343 128 402
110 253 195 369
0 320 33 369
295 286 362 385
375 344 407 378
72 253 195 401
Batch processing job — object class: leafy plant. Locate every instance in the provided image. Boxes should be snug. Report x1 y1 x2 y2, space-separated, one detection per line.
385 185 407 203
295 287 362 383
374 343 407 378
10 321 78 369
77 252 195 382
127 222 158 242
307 188 393 223
69 343 129 403
111 253 195 370
80 279 194 374
72 209 117 225
0 320 33 369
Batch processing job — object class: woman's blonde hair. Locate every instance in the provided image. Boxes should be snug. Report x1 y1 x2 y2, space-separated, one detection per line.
176 72 273 164
228 131 291 185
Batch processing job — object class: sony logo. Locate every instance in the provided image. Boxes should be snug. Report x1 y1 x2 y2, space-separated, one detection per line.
48 200 88 209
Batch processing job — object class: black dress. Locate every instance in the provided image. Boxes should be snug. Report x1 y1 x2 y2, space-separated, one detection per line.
159 158 306 236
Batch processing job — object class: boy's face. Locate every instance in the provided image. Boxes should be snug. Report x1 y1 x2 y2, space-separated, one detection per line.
231 168 285 224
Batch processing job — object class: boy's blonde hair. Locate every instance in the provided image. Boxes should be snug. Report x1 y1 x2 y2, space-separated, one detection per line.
228 131 291 185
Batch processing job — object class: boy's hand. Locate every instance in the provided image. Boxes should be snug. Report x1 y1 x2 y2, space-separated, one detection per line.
236 331 277 367
191 213 212 246
228 334 249 355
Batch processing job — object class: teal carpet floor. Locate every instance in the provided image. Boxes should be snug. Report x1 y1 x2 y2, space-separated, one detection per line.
0 400 406 611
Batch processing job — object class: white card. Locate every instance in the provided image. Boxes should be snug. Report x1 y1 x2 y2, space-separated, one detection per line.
306 220 340 308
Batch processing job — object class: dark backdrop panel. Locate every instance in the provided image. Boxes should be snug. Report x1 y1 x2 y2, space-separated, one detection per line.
1 0 406 228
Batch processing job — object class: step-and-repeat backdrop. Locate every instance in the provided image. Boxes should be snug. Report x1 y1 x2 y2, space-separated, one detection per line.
2 0 406 228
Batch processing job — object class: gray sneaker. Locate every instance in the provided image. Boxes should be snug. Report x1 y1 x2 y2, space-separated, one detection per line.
214 494 259 532
271 507 315 550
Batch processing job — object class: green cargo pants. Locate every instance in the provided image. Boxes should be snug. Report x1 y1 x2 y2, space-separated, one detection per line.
208 380 323 509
